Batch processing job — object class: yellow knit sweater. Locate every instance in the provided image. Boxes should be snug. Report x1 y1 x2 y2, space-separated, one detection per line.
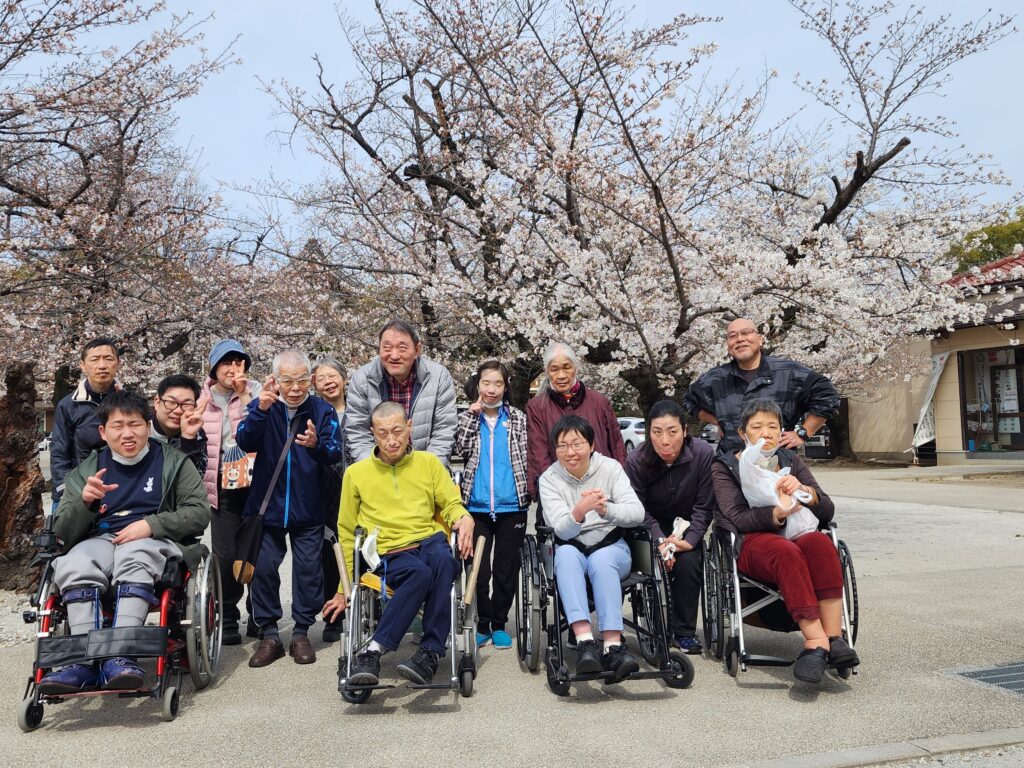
336 449 467 586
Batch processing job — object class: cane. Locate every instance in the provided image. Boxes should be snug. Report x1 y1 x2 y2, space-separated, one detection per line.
324 526 353 598
463 536 487 607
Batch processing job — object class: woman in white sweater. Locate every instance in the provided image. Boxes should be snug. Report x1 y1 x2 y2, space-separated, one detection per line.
538 414 645 682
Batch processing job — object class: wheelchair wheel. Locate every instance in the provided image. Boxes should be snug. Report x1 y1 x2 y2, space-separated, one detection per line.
341 687 371 704
186 553 223 690
839 540 859 646
726 643 740 678
515 539 542 672
460 669 474 697
702 537 725 659
664 650 695 689
161 685 180 722
17 695 44 733
633 560 670 666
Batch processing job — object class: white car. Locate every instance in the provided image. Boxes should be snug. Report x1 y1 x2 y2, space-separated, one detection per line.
618 417 646 454
36 434 52 453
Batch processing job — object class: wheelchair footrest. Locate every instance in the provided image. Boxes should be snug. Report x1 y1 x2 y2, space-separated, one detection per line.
742 653 794 668
36 627 169 668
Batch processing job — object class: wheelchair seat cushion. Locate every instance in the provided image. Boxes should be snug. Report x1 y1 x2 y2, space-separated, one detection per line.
359 572 395 597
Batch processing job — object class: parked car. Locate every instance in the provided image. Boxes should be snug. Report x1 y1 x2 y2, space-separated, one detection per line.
36 433 51 453
618 418 646 454
699 423 720 445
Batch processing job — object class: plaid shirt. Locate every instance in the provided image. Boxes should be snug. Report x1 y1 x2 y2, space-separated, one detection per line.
453 405 529 508
385 363 418 416
683 354 839 454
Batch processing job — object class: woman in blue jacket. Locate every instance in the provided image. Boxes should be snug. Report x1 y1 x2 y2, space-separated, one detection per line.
454 360 529 649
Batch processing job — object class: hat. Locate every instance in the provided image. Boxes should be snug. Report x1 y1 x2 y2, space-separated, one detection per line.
209 339 252 376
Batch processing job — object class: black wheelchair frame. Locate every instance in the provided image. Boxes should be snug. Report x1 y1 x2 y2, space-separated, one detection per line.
18 521 223 731
701 521 859 679
515 525 694 696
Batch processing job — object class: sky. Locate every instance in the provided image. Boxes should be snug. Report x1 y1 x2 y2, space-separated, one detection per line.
161 0 1021 214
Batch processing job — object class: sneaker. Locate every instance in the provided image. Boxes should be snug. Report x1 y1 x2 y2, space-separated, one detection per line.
491 629 512 649
675 634 703 655
828 636 860 669
348 650 381 686
322 622 343 644
38 663 98 695
222 624 242 646
476 631 492 648
100 657 145 690
575 639 602 675
397 647 440 684
602 643 640 683
793 647 828 683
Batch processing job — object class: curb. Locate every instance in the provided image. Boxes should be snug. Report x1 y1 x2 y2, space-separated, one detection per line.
729 727 1024 768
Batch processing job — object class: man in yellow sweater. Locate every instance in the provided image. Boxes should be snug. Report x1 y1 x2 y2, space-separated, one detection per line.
323 401 474 685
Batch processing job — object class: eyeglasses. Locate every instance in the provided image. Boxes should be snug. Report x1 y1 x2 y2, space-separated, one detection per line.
278 377 311 389
555 440 589 453
726 329 759 341
158 398 197 414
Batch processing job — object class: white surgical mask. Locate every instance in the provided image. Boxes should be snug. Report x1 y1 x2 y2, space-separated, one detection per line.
744 436 778 459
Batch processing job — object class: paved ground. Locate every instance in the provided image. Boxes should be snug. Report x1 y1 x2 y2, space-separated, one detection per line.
1 459 1022 767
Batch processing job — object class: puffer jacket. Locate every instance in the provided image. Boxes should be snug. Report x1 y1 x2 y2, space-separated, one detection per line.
199 378 261 509
345 357 457 466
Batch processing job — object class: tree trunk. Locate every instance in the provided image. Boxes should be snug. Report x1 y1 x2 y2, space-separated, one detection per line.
0 362 45 590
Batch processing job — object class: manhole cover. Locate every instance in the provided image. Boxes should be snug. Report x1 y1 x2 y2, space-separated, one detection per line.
954 662 1024 697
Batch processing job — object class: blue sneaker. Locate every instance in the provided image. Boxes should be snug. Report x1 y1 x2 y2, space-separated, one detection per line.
491 629 512 649
100 657 146 690
38 663 98 695
675 634 703 655
476 631 492 648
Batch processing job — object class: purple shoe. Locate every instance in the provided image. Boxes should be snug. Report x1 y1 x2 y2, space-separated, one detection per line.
38 663 99 695
100 657 146 690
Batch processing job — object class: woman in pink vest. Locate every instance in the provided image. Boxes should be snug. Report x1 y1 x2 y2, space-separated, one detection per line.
200 339 261 645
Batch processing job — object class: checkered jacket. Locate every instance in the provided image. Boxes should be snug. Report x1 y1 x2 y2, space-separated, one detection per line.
683 355 839 453
453 405 529 509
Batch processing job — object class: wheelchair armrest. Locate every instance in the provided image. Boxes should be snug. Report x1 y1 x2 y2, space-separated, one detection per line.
625 526 652 542
536 525 554 537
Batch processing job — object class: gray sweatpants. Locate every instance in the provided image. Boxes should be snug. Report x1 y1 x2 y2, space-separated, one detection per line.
52 534 181 635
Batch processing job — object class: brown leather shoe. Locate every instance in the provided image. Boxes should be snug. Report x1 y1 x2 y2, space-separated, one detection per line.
289 634 317 665
248 637 285 668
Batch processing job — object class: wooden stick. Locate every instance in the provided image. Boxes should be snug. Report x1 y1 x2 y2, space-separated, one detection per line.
463 536 487 606
333 541 353 598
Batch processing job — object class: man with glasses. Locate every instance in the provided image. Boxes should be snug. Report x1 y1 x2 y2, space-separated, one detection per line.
345 319 457 466
683 317 839 454
237 349 343 668
151 374 208 475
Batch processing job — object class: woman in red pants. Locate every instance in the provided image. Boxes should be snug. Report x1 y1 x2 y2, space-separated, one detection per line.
711 398 859 684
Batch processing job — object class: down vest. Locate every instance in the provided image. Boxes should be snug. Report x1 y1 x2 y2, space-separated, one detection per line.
198 378 261 509
345 357 457 467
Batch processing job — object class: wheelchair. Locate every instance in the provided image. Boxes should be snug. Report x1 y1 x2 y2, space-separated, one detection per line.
336 525 483 704
17 521 223 731
515 525 695 696
701 521 859 679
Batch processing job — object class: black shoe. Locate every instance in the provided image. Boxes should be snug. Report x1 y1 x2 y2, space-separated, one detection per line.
601 643 640 683
222 625 242 646
794 647 828 683
397 647 439 684
828 636 860 669
348 650 381 686
245 617 260 639
322 623 343 644
575 639 602 675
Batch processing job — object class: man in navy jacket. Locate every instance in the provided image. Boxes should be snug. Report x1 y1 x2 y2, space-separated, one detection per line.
237 349 343 668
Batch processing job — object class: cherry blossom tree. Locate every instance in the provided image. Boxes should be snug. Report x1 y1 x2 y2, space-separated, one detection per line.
274 0 1015 412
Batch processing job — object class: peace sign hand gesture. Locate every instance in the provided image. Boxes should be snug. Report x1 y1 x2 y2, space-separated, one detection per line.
181 396 208 440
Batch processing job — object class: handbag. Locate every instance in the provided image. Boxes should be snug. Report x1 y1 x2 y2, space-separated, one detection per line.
232 419 302 584
221 439 256 490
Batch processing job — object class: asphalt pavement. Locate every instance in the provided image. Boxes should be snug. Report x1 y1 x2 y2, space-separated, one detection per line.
1 460 1022 767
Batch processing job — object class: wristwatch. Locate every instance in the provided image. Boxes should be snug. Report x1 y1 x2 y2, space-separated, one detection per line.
795 426 809 440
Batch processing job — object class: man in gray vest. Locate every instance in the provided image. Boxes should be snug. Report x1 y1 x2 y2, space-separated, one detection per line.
345 319 457 466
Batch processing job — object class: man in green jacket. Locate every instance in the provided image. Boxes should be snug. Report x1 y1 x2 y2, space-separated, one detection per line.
39 390 211 695
323 401 473 686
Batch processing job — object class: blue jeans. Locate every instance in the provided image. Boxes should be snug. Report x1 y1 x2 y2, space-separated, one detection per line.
554 538 631 632
372 533 458 655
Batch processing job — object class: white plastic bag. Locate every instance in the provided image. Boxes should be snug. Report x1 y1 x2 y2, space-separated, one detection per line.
660 517 692 561
737 438 817 541
361 527 382 571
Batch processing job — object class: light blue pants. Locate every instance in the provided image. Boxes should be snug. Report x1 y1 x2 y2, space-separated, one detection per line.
554 538 631 632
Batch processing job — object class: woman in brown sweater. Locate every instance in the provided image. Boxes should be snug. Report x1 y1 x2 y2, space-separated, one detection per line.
711 397 859 684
